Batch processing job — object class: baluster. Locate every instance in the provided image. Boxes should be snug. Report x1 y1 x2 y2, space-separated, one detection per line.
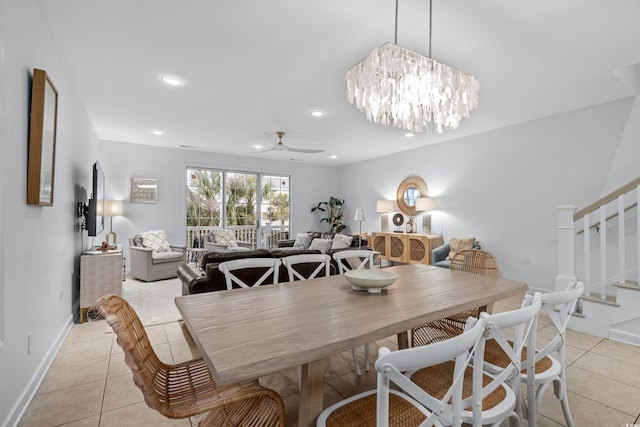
584 213 591 296
600 206 607 300
637 185 640 286
618 194 626 284
555 205 577 292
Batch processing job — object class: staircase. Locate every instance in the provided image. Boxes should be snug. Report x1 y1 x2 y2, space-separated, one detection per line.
556 177 640 346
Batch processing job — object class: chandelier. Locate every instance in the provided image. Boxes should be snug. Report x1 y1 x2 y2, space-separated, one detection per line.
345 0 479 134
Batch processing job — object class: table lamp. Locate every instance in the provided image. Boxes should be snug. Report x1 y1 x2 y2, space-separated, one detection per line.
354 208 366 249
376 200 395 232
103 200 123 246
415 197 438 234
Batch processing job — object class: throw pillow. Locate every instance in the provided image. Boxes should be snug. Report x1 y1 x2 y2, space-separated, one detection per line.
214 229 238 248
309 238 333 254
331 233 353 250
293 232 314 249
140 230 171 253
448 237 476 260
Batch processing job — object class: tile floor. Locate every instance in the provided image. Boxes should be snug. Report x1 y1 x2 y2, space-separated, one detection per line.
19 289 640 426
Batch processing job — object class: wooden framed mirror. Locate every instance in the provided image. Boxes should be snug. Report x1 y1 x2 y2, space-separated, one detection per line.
396 176 428 216
27 69 58 206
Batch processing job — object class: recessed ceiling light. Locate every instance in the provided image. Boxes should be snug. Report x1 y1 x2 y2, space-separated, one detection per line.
404 132 414 138
160 75 184 87
310 110 326 118
152 130 164 135
252 144 263 149
329 155 337 159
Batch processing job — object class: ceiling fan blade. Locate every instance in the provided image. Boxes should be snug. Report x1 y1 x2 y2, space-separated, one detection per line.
284 146 324 154
253 145 276 153
263 132 279 144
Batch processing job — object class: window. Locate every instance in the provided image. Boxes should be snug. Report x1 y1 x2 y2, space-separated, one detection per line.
186 169 222 227
186 168 290 247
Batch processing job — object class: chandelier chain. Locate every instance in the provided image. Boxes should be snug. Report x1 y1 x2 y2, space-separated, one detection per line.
428 0 432 58
394 0 399 45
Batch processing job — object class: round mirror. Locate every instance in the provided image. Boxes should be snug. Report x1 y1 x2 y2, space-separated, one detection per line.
396 176 428 216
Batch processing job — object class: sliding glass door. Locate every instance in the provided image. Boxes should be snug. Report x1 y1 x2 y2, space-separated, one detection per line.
186 168 290 248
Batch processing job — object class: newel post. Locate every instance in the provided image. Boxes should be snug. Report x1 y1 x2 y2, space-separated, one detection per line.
556 205 578 292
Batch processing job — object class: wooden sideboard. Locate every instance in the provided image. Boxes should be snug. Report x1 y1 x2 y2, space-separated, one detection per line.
370 232 443 265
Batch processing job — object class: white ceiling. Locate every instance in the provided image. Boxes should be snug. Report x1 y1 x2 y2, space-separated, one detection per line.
37 0 640 166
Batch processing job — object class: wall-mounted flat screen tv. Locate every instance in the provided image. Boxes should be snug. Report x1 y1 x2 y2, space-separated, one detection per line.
87 161 104 237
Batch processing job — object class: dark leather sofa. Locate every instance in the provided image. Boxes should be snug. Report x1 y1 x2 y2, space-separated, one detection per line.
178 231 373 295
178 247 332 295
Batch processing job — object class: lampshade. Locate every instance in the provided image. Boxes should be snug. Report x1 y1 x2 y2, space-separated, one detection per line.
415 197 438 212
376 200 395 213
103 200 123 216
354 208 366 222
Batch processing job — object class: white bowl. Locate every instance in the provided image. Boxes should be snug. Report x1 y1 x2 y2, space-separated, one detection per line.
344 269 397 294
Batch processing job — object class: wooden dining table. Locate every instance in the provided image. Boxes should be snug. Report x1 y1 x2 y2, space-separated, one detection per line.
174 263 527 426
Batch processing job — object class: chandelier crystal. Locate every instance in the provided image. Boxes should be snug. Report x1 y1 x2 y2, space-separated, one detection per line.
346 42 479 133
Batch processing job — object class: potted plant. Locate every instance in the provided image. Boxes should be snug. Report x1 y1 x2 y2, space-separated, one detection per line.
311 196 346 233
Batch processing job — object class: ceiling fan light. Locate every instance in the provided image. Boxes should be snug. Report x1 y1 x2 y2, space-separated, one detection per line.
160 75 184 87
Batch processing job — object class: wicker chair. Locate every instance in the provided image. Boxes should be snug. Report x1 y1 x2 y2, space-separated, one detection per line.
411 249 499 347
96 294 285 427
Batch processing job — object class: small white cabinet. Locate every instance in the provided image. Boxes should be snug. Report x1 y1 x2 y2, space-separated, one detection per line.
80 251 123 323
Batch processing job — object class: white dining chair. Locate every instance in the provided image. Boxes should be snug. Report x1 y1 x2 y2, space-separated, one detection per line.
218 258 281 290
406 292 542 427
483 282 584 427
332 249 375 376
332 249 374 274
318 316 489 426
282 254 331 281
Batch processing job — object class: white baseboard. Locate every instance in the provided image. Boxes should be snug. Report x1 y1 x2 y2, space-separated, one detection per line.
2 315 73 427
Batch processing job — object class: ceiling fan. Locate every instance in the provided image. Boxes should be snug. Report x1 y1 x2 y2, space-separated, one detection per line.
258 131 324 154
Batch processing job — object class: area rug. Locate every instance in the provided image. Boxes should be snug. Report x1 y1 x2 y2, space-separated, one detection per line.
104 277 183 332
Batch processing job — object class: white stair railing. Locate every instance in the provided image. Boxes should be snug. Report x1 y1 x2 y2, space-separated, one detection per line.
558 176 640 301
637 185 640 286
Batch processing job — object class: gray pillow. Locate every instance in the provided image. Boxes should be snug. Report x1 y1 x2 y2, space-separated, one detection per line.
293 232 314 249
309 238 333 254
331 234 353 250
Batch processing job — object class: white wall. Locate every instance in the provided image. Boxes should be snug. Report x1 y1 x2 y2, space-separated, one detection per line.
97 140 339 266
603 95 640 194
337 97 637 292
0 0 101 425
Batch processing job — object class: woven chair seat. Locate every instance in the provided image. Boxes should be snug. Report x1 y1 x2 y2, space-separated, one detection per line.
325 390 428 426
483 339 555 375
98 294 285 427
412 250 498 347
411 360 508 412
411 308 481 347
